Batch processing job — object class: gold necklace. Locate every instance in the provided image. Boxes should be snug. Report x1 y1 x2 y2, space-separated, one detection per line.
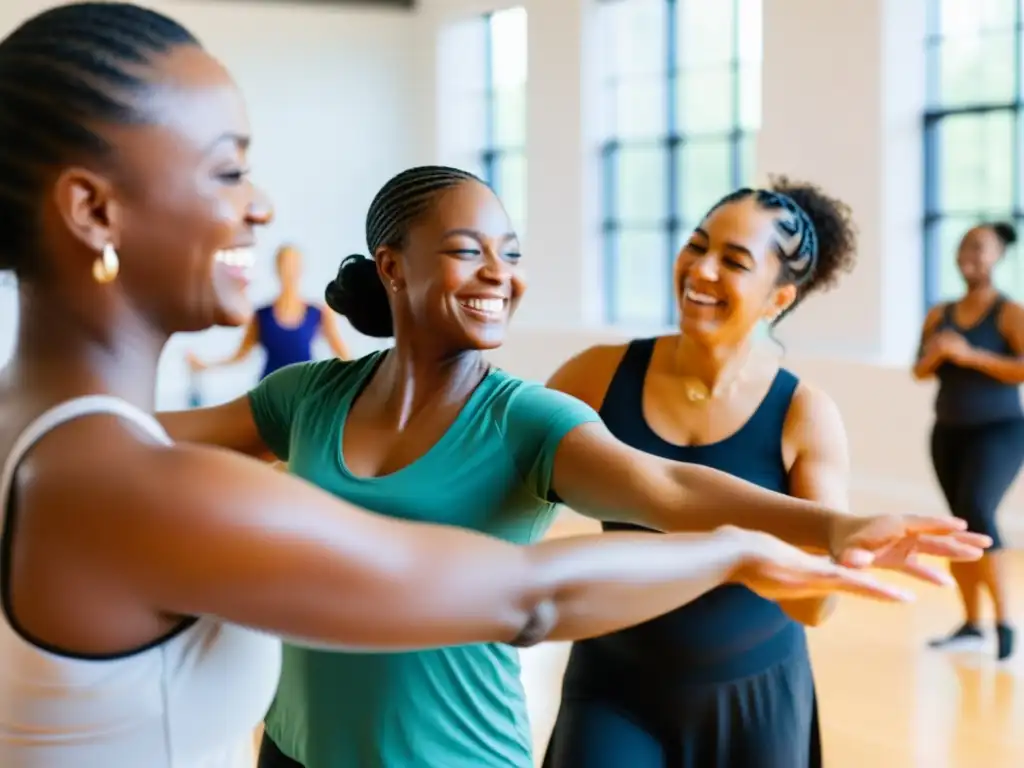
676 350 752 405
679 374 746 404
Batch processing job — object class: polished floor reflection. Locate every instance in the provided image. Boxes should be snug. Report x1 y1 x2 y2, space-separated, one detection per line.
521 517 1024 768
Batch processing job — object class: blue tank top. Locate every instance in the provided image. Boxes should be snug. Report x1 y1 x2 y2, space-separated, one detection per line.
255 304 321 381
934 297 1023 426
561 337 803 689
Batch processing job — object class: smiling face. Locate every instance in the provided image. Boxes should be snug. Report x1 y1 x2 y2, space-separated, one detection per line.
956 226 1002 289
47 44 273 333
674 196 797 346
379 179 525 351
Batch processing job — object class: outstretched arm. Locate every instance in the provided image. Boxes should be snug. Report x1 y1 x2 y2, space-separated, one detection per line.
157 360 322 458
31 427 909 654
546 346 988 576
546 345 835 549
158 394 268 457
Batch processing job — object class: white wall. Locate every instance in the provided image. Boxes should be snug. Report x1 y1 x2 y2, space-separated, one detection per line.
0 0 424 407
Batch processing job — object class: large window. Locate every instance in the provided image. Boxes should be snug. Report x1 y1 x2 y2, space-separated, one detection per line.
598 0 761 326
482 7 528 234
924 0 1023 304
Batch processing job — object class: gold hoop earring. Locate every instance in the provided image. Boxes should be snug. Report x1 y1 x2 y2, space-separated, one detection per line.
92 243 120 284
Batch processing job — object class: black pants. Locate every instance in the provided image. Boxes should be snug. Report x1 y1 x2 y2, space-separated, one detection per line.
257 734 304 768
930 418 1024 550
542 646 821 768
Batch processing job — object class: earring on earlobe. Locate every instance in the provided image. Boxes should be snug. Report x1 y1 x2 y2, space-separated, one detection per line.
390 280 399 293
92 243 120 284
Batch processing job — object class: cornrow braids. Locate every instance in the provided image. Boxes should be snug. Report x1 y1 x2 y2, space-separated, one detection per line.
0 2 199 276
711 188 819 289
706 176 857 324
325 165 483 338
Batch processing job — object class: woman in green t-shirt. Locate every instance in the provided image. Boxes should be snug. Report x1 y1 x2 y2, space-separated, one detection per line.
161 166 986 768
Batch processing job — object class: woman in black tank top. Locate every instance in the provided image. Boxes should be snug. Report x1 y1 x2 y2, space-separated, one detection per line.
540 179 865 768
913 222 1024 660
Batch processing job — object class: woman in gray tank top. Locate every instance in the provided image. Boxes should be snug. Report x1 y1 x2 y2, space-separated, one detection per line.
913 222 1024 660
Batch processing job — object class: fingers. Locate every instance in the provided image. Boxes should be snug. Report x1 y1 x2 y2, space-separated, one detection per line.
900 515 968 535
892 557 954 587
796 568 913 603
827 570 914 603
911 533 990 561
757 561 914 603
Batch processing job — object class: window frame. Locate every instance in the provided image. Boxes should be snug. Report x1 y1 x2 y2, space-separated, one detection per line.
480 9 527 212
599 0 752 326
922 0 1024 309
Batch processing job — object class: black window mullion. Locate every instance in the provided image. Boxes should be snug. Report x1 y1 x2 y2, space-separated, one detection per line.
482 13 496 188
729 0 742 189
666 0 680 325
601 141 619 323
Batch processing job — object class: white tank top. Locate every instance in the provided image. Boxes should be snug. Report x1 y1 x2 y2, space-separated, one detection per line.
0 396 282 767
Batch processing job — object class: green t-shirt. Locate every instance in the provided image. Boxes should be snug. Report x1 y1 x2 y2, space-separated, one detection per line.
248 351 601 768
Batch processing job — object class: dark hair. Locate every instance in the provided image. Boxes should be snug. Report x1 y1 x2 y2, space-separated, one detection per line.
986 221 1018 249
707 174 857 324
0 2 199 276
325 165 482 338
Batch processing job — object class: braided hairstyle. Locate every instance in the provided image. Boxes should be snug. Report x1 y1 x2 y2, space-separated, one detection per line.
0 2 199 277
325 165 483 338
707 175 857 324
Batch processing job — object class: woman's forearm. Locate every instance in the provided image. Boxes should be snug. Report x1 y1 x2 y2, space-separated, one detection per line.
526 529 745 642
663 463 836 551
957 347 1024 384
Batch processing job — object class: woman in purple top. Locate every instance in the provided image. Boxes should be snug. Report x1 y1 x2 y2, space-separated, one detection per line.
189 244 350 380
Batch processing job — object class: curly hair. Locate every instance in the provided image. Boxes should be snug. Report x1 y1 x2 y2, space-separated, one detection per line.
707 175 858 323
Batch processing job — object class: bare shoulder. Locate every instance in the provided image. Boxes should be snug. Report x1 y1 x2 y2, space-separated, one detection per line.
18 413 203 536
783 380 848 449
546 342 629 410
998 299 1024 327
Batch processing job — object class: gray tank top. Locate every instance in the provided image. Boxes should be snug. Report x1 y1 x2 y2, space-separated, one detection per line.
934 297 1024 426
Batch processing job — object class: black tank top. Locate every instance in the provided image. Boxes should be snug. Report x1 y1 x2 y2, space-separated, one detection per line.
561 338 803 690
934 297 1023 426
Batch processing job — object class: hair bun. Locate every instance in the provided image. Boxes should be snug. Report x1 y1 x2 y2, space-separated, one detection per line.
992 221 1018 247
324 254 394 338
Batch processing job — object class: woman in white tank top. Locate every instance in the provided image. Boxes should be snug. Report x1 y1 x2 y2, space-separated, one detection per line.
0 4 989 767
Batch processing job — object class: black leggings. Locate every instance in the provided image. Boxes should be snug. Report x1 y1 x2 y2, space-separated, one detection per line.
542 646 821 768
257 734 304 768
930 418 1024 550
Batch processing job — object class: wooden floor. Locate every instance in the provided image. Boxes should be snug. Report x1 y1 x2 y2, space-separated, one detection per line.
518 515 1024 767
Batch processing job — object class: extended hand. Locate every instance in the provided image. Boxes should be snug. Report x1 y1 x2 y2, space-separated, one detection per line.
827 513 991 585
722 527 914 604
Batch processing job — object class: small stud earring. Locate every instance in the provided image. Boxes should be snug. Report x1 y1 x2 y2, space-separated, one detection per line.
390 281 399 293
92 243 120 284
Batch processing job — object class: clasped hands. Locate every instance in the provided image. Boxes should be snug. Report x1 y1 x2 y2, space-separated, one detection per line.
921 329 973 366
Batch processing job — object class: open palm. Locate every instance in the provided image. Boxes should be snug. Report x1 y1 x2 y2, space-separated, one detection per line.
828 513 991 585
